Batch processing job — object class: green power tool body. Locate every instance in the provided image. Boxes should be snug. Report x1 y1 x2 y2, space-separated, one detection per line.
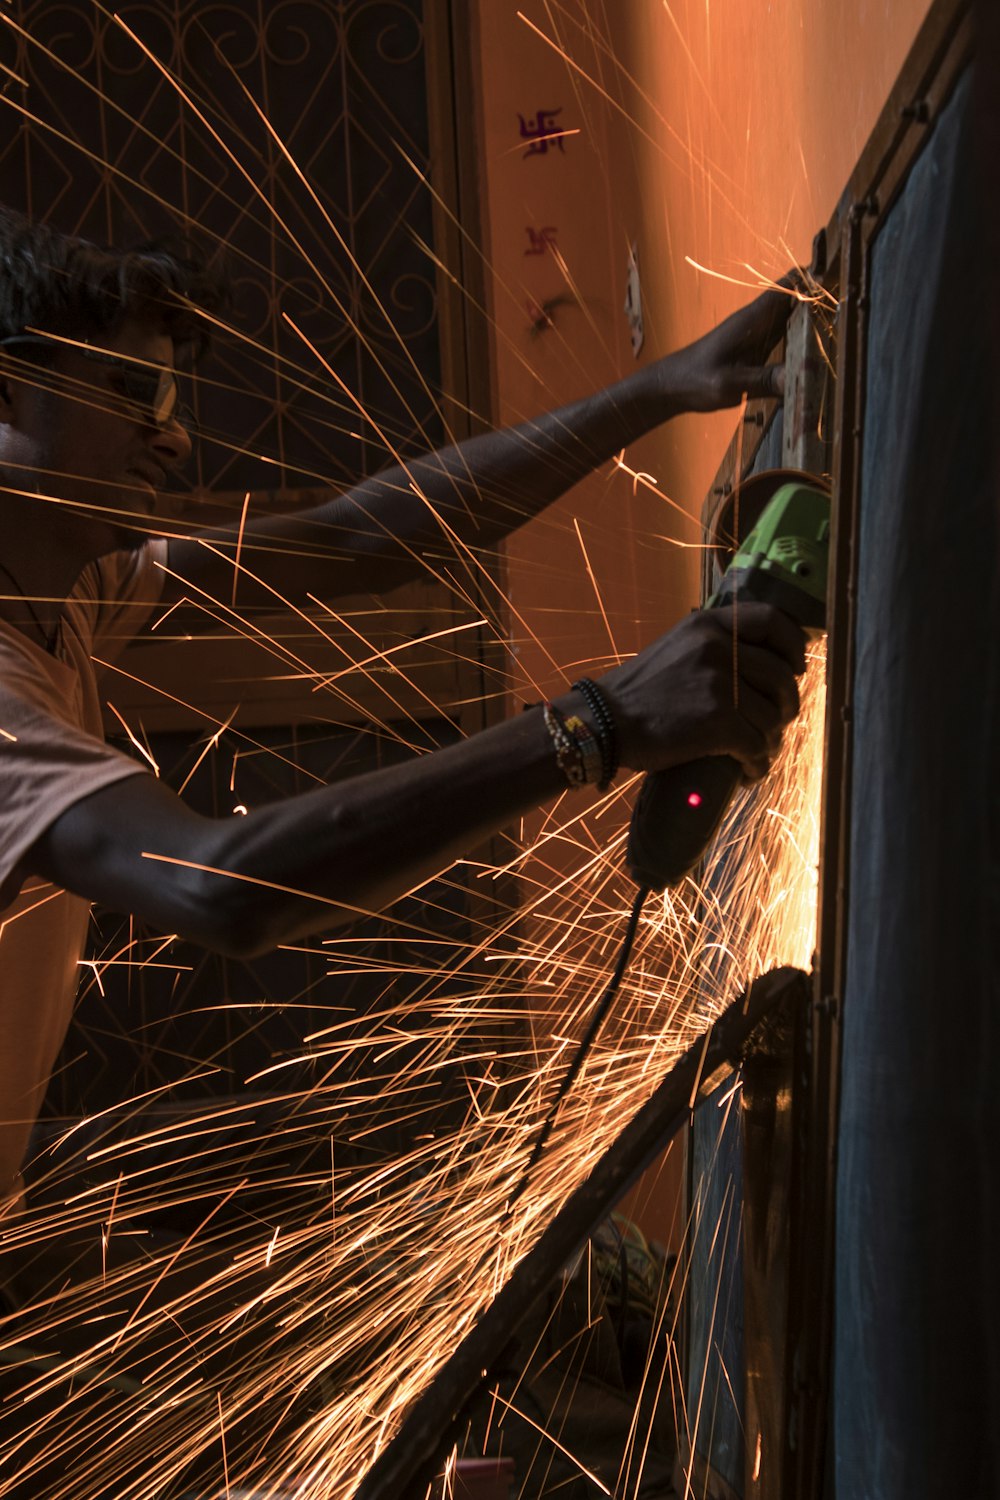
625 480 831 892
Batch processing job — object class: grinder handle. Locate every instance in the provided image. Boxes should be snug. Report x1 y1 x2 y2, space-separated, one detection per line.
625 753 743 892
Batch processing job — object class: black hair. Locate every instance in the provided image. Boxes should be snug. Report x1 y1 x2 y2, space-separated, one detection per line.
0 205 230 363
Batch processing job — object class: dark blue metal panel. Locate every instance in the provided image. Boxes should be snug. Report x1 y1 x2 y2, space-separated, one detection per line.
834 64 1000 1497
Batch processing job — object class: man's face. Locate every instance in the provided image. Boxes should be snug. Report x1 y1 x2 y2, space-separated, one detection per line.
0 317 193 552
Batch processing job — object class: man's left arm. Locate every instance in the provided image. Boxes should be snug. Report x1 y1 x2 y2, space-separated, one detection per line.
161 283 798 612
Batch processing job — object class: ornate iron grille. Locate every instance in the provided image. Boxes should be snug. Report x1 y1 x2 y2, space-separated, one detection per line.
0 2 477 1131
0 0 445 494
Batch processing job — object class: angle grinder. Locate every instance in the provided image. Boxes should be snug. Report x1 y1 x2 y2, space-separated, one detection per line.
509 472 831 1206
626 474 831 892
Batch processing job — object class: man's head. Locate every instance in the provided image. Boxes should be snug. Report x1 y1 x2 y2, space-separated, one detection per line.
0 207 229 552
0 206 226 364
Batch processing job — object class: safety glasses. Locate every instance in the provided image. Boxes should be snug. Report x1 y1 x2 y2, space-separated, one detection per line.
0 333 185 430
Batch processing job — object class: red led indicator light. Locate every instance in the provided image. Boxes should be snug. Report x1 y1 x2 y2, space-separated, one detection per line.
687 791 703 809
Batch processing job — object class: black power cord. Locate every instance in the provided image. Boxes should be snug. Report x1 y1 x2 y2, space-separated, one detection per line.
507 884 650 1209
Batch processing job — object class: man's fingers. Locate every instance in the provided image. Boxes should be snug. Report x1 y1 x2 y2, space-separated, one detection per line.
737 363 784 401
711 603 808 675
725 706 773 782
739 280 802 342
726 682 792 783
776 267 809 296
735 643 802 724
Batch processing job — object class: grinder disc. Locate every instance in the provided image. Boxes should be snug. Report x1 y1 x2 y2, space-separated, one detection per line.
708 466 830 574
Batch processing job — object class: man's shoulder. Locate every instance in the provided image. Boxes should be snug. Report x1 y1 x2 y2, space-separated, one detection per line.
68 540 169 655
91 539 170 604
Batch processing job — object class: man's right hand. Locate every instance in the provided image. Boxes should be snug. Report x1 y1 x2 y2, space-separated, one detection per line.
592 603 807 783
28 600 806 960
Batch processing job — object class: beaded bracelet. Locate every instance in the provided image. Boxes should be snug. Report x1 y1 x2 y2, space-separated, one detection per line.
563 713 603 786
543 702 603 788
571 677 619 790
543 702 584 786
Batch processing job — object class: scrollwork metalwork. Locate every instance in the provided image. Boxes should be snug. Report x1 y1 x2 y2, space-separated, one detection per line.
346 0 423 67
2 0 440 491
100 4 179 77
262 0 343 68
181 3 263 71
387 268 438 341
20 3 98 72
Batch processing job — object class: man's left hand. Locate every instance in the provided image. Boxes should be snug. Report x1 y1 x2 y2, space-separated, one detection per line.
661 273 807 413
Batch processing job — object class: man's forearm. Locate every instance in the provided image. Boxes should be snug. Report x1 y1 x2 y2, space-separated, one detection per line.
167 359 677 605
340 359 675 558
201 702 569 951
33 696 577 959
211 358 681 602
317 274 793 571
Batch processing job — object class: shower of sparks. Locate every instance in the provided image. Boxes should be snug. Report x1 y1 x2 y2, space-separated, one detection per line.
231 491 251 608
0 6 836 1500
0 638 826 1498
572 517 621 663
105 703 161 777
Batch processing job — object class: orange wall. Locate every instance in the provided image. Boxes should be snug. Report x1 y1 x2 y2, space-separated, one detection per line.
472 0 933 1251
475 0 933 693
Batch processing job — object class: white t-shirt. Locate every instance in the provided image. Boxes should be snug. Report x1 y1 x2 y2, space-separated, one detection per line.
0 542 165 1200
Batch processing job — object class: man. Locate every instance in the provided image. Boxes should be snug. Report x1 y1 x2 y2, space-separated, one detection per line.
0 209 805 1213
0 211 806 1496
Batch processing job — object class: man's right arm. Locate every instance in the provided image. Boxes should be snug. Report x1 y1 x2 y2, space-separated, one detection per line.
28 605 805 958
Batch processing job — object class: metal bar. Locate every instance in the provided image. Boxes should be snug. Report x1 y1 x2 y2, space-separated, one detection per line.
742 1003 798 1500
784 11 973 1498
781 301 833 479
356 966 811 1500
780 188 868 1500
